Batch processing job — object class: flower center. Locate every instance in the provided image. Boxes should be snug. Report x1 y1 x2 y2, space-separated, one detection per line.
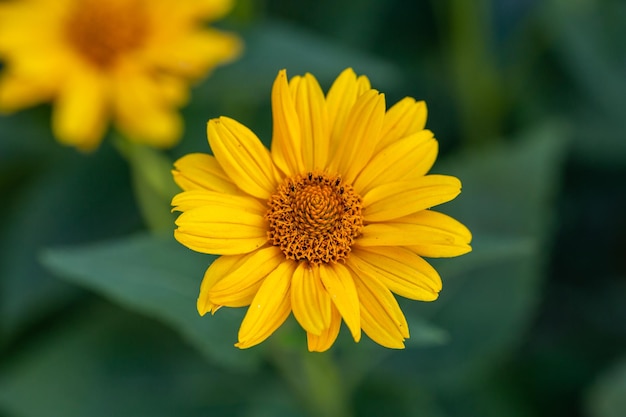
64 0 149 68
266 171 363 265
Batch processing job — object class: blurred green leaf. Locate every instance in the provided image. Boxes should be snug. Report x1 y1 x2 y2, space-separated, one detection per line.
402 316 450 348
371 124 569 416
0 126 141 345
41 233 261 370
585 358 626 417
541 0 626 164
437 123 568 237
0 302 262 417
0 106 56 159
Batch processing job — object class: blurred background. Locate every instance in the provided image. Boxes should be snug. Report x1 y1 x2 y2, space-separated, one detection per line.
1 0 625 416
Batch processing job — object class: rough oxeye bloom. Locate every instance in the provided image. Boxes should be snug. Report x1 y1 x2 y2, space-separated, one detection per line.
172 69 472 351
0 0 241 150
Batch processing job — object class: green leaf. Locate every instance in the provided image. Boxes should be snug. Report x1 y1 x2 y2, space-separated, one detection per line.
586 358 626 417
0 134 141 345
375 124 568 416
40 233 262 370
0 302 260 417
540 0 626 164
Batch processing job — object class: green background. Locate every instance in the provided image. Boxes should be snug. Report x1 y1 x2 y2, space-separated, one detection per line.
1 0 625 416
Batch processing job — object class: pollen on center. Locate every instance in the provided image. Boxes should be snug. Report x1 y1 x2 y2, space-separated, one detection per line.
266 171 364 264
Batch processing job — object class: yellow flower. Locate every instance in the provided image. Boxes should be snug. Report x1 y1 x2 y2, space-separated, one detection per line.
172 69 472 351
0 0 241 150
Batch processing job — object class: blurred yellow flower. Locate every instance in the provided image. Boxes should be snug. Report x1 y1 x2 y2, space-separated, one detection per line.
0 0 241 150
172 68 472 351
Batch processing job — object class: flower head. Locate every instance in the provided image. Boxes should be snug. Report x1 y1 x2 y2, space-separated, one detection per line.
0 0 241 150
172 69 472 351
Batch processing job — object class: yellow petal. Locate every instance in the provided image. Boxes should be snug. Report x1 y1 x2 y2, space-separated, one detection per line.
174 204 267 255
236 260 296 349
113 72 182 148
197 253 246 315
147 29 242 79
377 97 428 151
207 246 285 308
353 130 438 195
208 116 280 200
122 0 241 77
52 69 108 151
351 270 409 349
162 0 236 21
152 72 189 107
356 210 472 257
328 89 386 184
291 73 330 171
326 68 358 146
270 69 304 176
404 211 473 257
318 263 361 342
362 175 461 222
172 190 266 215
355 75 372 94
348 247 441 301
291 263 332 336
326 68 372 148
0 74 55 112
0 0 65 51
307 305 341 352
198 0 236 20
172 153 239 193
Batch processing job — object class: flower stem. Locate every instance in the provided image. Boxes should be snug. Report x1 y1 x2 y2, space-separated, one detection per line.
432 0 506 146
269 342 352 417
113 135 178 234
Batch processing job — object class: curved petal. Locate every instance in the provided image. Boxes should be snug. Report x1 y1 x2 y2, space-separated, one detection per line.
174 203 268 255
236 260 296 349
172 153 240 193
350 270 409 349
307 304 341 352
362 175 461 222
326 68 358 146
291 263 332 336
353 130 438 195
348 247 441 301
197 253 244 315
290 73 330 171
172 190 266 214
326 68 371 150
208 116 280 200
328 89 385 184
318 263 361 342
404 211 473 257
52 68 108 151
376 97 428 152
355 210 472 257
270 69 304 176
207 246 286 308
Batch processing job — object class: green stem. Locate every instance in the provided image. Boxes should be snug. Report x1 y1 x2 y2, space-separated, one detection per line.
436 0 507 146
113 135 179 234
269 342 352 417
